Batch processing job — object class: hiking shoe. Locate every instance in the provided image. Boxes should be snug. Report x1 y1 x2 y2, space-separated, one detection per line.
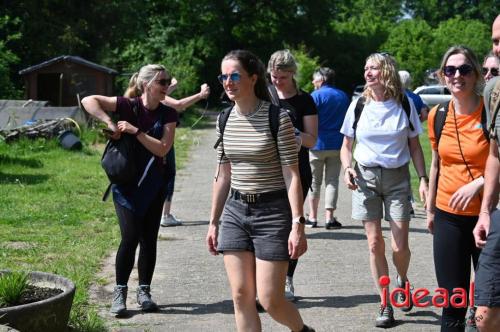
305 219 317 228
160 214 183 227
136 285 158 312
375 304 395 328
395 275 413 312
465 306 477 331
110 285 127 316
294 325 316 332
285 276 295 301
325 218 342 230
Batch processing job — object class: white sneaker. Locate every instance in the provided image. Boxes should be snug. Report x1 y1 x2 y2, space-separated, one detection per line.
284 276 295 301
160 214 183 227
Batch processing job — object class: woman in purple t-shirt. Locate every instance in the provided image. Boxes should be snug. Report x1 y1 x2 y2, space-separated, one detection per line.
82 64 178 316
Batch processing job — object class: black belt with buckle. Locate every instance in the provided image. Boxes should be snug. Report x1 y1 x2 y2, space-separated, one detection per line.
231 188 287 204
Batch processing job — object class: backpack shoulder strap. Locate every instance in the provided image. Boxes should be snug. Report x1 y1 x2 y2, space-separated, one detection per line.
480 104 489 141
268 84 281 107
434 101 450 147
268 103 281 142
213 106 233 149
401 94 415 131
352 96 366 132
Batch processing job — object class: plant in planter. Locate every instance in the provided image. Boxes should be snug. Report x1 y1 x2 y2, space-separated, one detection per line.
0 271 75 332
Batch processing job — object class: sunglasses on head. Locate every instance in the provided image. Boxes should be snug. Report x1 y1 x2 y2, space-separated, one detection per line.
218 72 241 84
482 67 499 77
443 64 474 78
155 78 171 86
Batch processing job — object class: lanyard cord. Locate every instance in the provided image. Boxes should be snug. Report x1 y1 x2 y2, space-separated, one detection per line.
452 108 482 202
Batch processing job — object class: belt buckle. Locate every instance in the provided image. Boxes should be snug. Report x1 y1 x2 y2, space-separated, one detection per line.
244 193 257 203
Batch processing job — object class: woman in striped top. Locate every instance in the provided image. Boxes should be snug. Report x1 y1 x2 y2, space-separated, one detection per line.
206 50 314 332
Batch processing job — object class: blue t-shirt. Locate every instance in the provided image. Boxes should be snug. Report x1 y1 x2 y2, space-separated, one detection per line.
311 84 349 150
405 89 426 115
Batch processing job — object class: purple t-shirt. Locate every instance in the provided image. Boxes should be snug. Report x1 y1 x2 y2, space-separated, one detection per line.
112 97 178 216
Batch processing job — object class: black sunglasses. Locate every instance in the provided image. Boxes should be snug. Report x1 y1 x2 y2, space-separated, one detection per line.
482 67 499 77
443 64 474 78
218 72 241 84
155 78 171 86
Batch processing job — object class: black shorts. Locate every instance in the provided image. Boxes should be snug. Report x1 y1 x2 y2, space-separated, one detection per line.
217 190 292 261
475 209 500 307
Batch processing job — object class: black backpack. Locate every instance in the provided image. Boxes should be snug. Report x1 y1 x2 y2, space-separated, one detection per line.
433 101 489 147
352 94 414 134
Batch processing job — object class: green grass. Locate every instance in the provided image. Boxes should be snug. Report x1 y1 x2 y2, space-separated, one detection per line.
410 125 432 204
0 271 29 307
0 109 205 331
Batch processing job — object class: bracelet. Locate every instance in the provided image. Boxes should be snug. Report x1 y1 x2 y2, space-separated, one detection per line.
419 175 429 183
134 128 142 136
479 210 490 215
344 166 352 174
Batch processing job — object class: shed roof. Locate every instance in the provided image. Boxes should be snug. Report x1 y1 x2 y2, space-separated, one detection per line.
19 55 118 75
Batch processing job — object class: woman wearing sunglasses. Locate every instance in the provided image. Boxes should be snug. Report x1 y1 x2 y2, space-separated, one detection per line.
82 64 178 316
206 50 314 332
482 51 500 82
126 75 211 227
340 52 428 328
427 46 489 331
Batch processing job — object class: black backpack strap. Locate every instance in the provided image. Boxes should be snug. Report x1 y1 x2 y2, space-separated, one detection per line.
489 104 499 140
268 84 281 107
213 106 233 150
268 104 281 142
479 104 490 141
352 96 366 133
401 94 415 131
434 101 450 147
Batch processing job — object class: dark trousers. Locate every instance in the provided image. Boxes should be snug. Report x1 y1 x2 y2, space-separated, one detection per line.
433 208 480 331
114 192 163 286
165 147 176 202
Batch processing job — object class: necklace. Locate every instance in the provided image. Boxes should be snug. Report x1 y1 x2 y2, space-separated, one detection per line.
235 100 263 119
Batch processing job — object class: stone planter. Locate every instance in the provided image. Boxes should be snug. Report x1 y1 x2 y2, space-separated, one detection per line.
0 271 75 332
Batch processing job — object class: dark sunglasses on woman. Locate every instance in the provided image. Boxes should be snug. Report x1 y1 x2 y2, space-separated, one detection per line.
482 67 499 77
443 64 474 78
155 79 171 86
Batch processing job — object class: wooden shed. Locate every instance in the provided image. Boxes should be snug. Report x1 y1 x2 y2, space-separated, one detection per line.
19 55 117 106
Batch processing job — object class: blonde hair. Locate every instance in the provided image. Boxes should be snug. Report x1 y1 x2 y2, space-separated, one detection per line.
124 64 170 97
362 53 403 103
267 49 297 73
437 45 484 96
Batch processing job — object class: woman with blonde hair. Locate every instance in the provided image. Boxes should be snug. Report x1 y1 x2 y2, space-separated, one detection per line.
340 53 428 328
82 64 178 316
267 49 318 301
426 45 489 331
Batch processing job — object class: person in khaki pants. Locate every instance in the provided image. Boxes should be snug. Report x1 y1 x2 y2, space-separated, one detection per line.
307 67 349 229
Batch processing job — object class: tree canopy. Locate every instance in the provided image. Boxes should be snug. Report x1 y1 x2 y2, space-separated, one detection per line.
1 0 497 100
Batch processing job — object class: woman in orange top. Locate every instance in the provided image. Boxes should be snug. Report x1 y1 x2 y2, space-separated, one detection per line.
427 45 489 331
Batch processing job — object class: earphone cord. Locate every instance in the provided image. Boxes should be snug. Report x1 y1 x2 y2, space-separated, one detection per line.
190 99 209 129
452 109 482 202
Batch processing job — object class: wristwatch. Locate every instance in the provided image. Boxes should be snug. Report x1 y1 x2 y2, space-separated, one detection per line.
292 216 306 225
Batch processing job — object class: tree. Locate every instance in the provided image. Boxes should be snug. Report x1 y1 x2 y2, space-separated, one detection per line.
0 15 21 98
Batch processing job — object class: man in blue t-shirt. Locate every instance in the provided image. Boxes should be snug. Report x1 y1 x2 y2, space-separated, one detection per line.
399 70 429 122
307 67 349 229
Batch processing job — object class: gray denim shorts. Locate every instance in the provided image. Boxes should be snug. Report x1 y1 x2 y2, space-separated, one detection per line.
351 163 411 222
217 191 292 261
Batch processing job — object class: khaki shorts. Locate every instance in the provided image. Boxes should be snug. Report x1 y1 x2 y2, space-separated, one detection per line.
351 163 411 222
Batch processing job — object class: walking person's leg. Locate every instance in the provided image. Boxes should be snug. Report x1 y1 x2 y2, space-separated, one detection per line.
307 150 324 228
257 259 312 331
224 251 261 331
111 202 141 315
434 209 474 331
324 150 342 229
161 147 182 227
136 192 164 312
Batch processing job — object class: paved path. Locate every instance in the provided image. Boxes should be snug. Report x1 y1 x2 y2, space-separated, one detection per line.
91 119 443 331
